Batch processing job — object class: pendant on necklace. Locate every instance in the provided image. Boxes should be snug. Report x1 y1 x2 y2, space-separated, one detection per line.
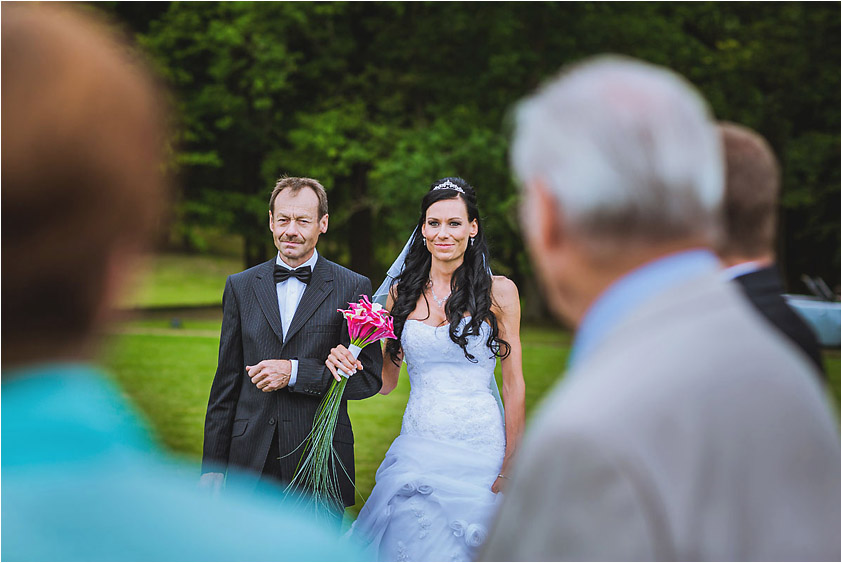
428 279 450 308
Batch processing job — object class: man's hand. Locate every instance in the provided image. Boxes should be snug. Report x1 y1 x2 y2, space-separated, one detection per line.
246 359 292 392
198 472 224 496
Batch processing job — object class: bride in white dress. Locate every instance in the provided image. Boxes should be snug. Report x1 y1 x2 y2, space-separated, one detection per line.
325 177 525 561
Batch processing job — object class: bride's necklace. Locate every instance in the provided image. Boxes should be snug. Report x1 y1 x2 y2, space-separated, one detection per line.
428 278 451 309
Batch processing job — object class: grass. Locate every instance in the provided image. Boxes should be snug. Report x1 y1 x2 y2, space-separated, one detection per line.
102 318 839 520
103 251 840 517
120 253 244 308
103 332 220 457
101 320 572 518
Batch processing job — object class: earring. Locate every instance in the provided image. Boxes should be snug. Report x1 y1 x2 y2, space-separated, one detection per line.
469 237 474 246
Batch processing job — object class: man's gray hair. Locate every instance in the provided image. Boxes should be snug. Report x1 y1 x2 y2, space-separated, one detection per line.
511 56 723 254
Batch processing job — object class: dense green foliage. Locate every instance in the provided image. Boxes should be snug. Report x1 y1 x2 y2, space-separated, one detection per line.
100 2 840 316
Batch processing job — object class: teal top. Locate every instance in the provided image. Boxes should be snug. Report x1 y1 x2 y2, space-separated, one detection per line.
2 363 362 561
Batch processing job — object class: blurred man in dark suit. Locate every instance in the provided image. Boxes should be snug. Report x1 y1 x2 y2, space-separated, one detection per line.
716 122 825 378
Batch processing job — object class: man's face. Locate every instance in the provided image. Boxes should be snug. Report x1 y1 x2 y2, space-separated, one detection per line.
269 188 328 268
520 179 576 327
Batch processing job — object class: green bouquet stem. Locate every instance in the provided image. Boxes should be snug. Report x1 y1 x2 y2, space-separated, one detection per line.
285 340 365 518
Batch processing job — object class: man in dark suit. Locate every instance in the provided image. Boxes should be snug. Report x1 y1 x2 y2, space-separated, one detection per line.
200 176 383 516
716 122 825 378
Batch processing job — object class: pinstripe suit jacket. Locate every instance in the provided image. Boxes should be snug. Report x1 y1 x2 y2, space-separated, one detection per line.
201 255 383 506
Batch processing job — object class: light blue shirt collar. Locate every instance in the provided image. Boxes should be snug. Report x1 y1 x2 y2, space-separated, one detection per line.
276 248 319 271
720 260 764 281
568 249 720 369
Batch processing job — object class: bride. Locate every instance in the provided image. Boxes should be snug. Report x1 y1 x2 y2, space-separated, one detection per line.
325 177 525 561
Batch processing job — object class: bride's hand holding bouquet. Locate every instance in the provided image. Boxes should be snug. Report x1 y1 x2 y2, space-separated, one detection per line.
326 295 396 381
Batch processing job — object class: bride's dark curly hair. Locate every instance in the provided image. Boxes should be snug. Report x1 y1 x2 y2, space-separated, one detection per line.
385 177 511 366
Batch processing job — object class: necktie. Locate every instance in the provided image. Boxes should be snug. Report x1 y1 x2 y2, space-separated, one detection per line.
274 264 312 284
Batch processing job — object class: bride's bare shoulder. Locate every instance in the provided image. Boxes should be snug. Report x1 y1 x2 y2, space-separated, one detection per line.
491 275 519 310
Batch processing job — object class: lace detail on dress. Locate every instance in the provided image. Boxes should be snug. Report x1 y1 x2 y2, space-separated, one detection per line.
400 319 505 459
396 541 408 562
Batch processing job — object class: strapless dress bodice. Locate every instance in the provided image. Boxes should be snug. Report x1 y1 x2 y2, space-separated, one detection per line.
399 318 505 458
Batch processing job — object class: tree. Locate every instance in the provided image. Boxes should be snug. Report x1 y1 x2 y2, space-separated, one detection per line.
99 1 840 312
136 3 311 265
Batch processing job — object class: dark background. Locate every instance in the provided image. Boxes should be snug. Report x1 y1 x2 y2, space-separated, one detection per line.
95 1 840 320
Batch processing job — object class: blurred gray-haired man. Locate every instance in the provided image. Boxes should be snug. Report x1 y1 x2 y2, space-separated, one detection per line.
480 56 840 561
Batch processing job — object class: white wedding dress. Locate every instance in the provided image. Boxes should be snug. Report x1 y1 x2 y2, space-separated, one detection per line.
348 317 505 561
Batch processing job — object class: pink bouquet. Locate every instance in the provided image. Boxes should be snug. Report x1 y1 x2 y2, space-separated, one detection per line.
337 295 396 373
287 296 395 517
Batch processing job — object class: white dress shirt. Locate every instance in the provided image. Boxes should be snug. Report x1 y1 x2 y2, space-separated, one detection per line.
275 249 319 387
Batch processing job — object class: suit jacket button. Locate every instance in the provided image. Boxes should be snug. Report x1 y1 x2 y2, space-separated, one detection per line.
269 418 276 425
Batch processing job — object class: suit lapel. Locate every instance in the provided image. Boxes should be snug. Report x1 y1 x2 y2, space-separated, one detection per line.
739 266 782 296
253 259 285 343
283 256 334 347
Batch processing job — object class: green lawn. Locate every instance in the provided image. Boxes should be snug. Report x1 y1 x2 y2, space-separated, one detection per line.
103 253 840 518
103 332 220 456
101 321 570 517
120 253 244 308
101 319 839 519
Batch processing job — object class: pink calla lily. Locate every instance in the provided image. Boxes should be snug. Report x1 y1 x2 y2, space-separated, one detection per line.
337 296 396 346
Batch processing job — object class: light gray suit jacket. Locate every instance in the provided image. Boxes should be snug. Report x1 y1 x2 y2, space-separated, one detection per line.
481 272 840 561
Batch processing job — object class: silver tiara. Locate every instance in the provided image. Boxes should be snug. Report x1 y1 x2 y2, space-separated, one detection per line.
433 180 465 194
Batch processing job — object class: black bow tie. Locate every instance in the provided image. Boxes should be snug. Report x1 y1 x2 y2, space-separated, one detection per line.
274 264 312 284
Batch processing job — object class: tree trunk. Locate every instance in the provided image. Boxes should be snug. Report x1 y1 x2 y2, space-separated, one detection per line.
777 206 790 291
244 231 270 270
519 266 554 324
348 163 374 281
242 155 271 270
